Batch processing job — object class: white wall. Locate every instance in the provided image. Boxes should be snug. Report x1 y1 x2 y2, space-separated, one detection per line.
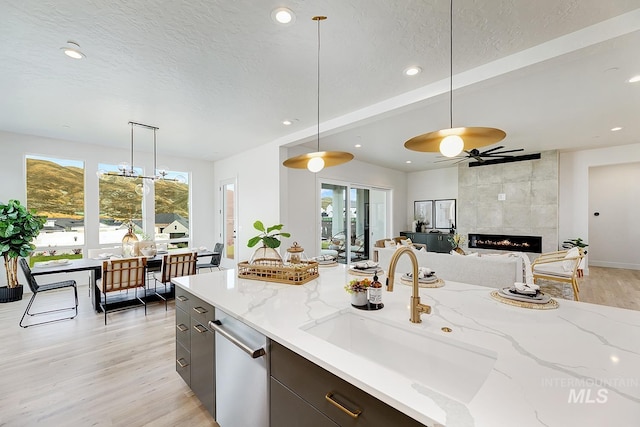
0 130 216 286
281 146 407 258
559 143 640 269
407 167 458 231
214 141 281 265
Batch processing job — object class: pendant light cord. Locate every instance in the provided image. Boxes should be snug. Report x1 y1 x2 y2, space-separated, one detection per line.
449 0 453 129
316 17 321 153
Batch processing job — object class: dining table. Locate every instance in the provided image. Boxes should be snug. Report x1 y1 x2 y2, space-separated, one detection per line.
30 250 216 313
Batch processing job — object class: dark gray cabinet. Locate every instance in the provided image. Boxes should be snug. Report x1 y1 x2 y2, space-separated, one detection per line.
401 232 454 253
270 341 427 427
175 287 215 417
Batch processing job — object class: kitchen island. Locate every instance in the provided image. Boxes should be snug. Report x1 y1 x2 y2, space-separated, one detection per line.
172 264 640 427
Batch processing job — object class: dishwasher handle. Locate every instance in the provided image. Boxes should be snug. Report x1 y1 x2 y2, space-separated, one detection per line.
209 320 266 359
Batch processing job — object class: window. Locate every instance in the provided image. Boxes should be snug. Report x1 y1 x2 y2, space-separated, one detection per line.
26 155 85 253
154 170 189 248
98 163 143 244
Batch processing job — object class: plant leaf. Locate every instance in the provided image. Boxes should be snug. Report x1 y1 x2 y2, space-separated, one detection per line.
253 221 265 232
263 236 280 248
247 236 262 248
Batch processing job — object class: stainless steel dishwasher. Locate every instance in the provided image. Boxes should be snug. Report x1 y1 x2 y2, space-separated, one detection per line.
209 309 268 427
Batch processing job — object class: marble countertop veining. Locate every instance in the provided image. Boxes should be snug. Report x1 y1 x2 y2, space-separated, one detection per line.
172 265 640 427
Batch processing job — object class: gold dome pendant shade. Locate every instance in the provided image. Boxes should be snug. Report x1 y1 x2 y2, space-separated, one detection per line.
404 127 506 153
282 16 354 173
282 150 354 170
404 0 505 158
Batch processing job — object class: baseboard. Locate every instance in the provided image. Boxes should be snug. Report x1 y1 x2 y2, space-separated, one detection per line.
589 261 640 270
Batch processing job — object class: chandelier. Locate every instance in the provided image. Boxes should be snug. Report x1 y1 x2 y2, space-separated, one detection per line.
104 121 183 182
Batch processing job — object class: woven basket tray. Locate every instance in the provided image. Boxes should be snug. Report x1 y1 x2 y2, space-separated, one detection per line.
237 259 319 285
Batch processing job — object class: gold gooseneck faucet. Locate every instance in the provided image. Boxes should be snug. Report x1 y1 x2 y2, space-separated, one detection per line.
386 246 432 323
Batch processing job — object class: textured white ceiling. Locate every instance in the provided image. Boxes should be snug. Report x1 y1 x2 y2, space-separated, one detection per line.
1 1 639 171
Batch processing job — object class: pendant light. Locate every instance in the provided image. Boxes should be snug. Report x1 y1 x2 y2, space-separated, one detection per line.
404 0 505 158
283 16 354 172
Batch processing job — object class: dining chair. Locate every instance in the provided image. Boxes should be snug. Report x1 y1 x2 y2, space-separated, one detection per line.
98 257 147 325
18 258 79 328
196 243 223 272
153 252 197 309
531 248 585 301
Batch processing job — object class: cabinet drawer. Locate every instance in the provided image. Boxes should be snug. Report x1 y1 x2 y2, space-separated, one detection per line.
175 287 192 311
176 341 191 386
190 295 215 324
271 341 425 427
271 377 338 427
176 306 190 348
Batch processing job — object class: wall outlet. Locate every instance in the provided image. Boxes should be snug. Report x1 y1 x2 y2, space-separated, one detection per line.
498 193 506 201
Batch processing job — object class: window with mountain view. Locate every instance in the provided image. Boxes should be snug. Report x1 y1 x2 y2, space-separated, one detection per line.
26 155 85 249
154 170 189 246
98 163 144 244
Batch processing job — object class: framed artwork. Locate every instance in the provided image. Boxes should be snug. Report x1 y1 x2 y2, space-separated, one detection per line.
434 199 456 229
413 200 433 229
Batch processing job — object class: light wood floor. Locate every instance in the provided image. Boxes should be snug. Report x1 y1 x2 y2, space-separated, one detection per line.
1 267 637 426
0 289 217 426
537 266 640 311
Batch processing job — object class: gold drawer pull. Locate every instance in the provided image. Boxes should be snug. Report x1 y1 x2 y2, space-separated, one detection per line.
193 324 207 333
176 358 189 368
177 295 188 302
325 392 362 418
193 306 208 314
176 324 188 332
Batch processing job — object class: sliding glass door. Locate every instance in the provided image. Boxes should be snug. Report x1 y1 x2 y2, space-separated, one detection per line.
320 182 388 264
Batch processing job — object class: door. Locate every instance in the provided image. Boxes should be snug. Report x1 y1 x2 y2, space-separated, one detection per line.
321 183 348 263
320 182 389 263
588 162 640 269
221 179 237 268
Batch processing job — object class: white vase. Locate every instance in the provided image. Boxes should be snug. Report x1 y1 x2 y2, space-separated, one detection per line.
350 291 368 306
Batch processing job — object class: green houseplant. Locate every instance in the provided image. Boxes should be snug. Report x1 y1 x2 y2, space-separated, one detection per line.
0 200 46 302
247 221 290 264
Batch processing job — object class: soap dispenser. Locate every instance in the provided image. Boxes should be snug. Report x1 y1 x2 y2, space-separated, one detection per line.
368 274 383 309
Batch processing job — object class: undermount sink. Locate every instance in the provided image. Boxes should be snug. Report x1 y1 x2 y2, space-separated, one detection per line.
301 310 497 403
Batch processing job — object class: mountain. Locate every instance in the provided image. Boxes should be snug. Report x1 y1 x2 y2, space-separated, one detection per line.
25 158 189 221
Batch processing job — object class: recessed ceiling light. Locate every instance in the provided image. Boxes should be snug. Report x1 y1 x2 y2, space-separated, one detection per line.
355 144 362 148
628 75 640 83
611 127 622 131
271 8 295 25
405 160 412 164
404 66 421 76
282 120 293 126
61 41 85 59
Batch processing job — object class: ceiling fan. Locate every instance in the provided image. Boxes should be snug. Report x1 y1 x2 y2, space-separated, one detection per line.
435 146 524 164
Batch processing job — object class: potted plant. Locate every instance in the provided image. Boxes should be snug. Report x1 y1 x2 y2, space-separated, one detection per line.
247 221 291 265
0 200 46 302
448 233 466 255
344 277 371 306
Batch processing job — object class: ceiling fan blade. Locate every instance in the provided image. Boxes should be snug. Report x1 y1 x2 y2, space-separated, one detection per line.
479 146 505 155
489 148 524 155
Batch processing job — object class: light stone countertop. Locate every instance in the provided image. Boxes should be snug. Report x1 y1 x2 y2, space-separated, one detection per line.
172 264 640 427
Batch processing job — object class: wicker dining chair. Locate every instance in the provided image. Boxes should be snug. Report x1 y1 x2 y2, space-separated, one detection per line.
153 252 197 310
98 257 147 325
